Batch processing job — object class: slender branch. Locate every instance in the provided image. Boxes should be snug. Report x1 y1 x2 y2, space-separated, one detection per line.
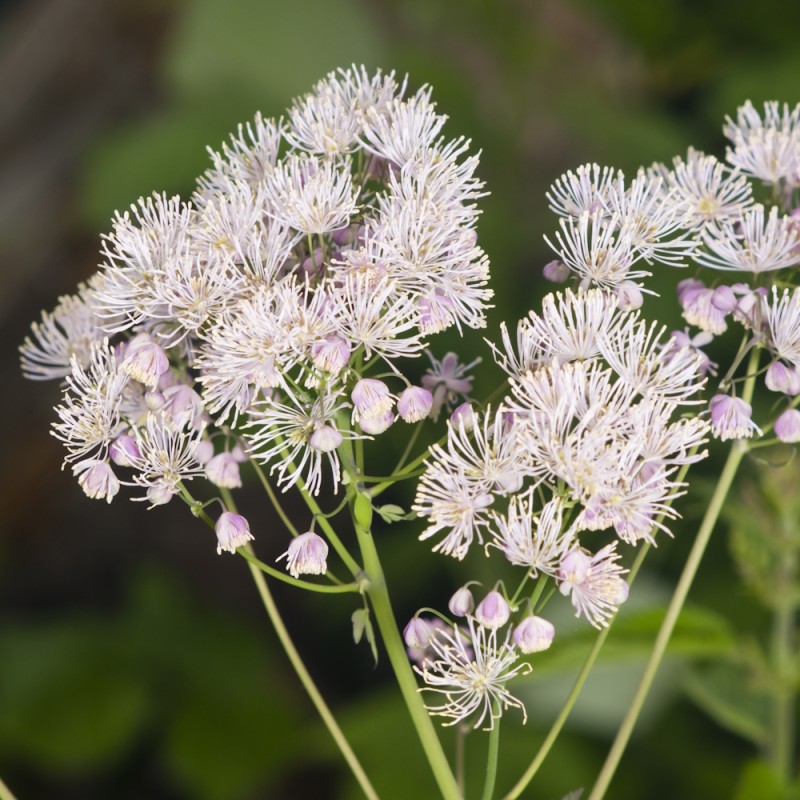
480 709 501 800
244 550 380 800
250 458 301 538
587 444 746 799
238 548 361 594
769 596 796 782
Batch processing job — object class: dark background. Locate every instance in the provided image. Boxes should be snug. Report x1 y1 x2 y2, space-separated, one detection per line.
3 0 800 798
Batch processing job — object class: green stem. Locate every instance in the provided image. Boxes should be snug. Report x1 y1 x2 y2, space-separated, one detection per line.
237 548 361 594
243 550 380 800
455 726 466 797
354 521 461 799
502 544 650 800
480 709 501 800
770 599 795 783
587 440 748 800
250 458 301 538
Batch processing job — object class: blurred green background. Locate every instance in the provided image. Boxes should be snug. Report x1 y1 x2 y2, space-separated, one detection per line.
3 0 800 797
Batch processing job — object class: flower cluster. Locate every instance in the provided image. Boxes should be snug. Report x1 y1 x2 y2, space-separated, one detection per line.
20 66 492 553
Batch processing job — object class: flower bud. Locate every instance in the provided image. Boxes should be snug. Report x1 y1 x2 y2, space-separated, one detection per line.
358 410 395 434
543 259 570 283
615 281 643 311
310 335 351 374
765 362 800 396
403 617 434 650
193 438 215 465
513 616 555 654
352 379 394 420
450 402 476 431
215 511 254 554
279 531 329 578
147 481 176 506
74 459 119 503
474 590 510 629
122 339 170 389
775 409 800 443
205 452 242 488
309 425 342 452
448 586 475 617
162 384 205 430
397 386 433 423
110 433 141 467
709 394 759 441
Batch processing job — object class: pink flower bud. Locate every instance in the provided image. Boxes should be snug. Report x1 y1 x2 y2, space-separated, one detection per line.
513 616 555 654
352 379 394 419
110 434 141 467
615 281 643 310
474 591 510 629
279 531 328 577
358 410 395 434
162 385 205 430
418 293 455 334
765 362 800 396
215 511 254 554
709 394 759 441
450 402 475 431
205 452 242 488
193 439 215 465
145 390 165 411
309 425 342 452
448 586 475 617
775 409 800 443
74 459 119 503
543 259 570 283
403 617 434 650
310 335 351 374
147 481 176 506
122 339 170 389
397 386 433 423
711 285 737 313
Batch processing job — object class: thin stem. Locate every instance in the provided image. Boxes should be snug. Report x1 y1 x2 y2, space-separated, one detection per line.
250 458 301 538
243 549 380 800
480 709 501 800
587 442 748 800
586 347 761 800
354 519 461 799
395 422 424 473
502 545 650 800
238 548 361 594
769 599 795 783
455 726 466 797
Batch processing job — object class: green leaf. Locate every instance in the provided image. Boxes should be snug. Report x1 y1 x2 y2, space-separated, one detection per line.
353 492 374 530
684 662 770 745
352 608 378 664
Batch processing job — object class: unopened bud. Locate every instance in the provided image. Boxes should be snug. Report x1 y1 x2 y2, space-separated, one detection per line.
474 590 510 629
513 616 555 654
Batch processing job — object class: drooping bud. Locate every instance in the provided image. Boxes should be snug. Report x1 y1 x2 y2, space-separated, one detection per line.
358 410 394 434
215 511 254 554
397 386 433 423
122 337 170 389
765 362 800 396
709 394 760 441
162 384 205 430
450 402 476 431
543 259 570 283
193 438 215 465
448 586 475 617
205 452 242 488
279 531 329 578
74 459 119 503
109 433 141 467
775 409 800 443
352 379 394 420
474 590 511 629
309 425 342 452
310 335 351 374
403 617 434 650
513 616 555 654
147 480 176 506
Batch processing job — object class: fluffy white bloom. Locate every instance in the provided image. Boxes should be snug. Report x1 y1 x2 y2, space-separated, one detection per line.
665 148 753 229
724 100 800 187
765 286 800 368
415 617 532 730
558 544 628 628
696 205 800 273
547 163 620 219
20 283 104 380
52 341 129 464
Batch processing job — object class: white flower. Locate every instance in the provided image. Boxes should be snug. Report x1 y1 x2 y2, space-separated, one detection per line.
558 544 628 628
20 283 104 381
263 154 359 235
416 617 532 730
696 205 800 273
724 100 800 187
278 531 329 577
765 287 800 368
546 163 620 219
